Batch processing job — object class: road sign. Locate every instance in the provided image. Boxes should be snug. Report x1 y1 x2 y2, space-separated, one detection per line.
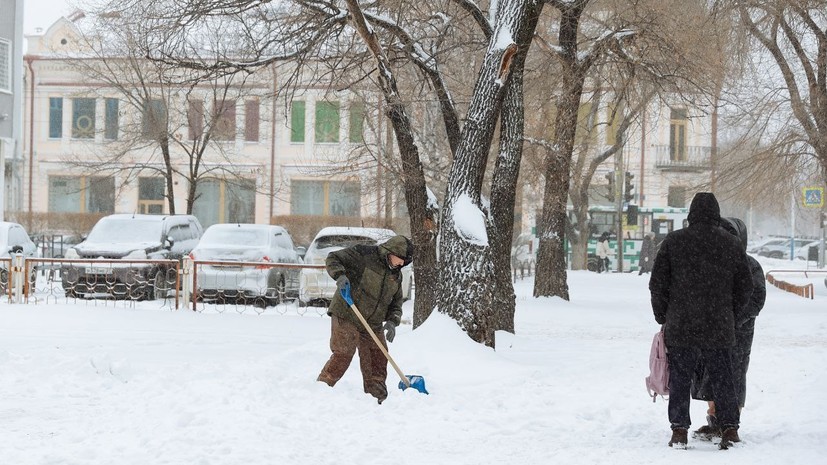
803 187 824 207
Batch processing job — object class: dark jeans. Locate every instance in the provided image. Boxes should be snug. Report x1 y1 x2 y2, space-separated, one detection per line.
667 346 740 431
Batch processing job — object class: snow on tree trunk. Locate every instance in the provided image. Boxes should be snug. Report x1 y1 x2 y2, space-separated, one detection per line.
488 3 541 334
438 0 540 347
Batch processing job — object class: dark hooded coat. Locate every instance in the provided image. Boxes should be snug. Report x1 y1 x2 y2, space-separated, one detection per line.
649 193 754 349
692 217 767 406
326 235 413 331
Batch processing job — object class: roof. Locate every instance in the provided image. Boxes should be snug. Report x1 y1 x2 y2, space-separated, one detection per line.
313 226 396 241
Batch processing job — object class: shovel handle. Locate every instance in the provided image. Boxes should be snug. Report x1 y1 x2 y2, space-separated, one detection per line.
347 302 411 388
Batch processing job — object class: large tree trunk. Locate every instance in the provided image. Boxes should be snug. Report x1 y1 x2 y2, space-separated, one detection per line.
533 2 589 299
489 1 541 334
438 0 540 347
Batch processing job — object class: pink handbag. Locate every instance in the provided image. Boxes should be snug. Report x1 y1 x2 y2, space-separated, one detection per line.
645 328 669 402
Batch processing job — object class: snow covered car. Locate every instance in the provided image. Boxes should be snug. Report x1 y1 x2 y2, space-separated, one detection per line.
0 222 39 294
61 214 203 299
299 227 413 306
757 238 817 259
190 224 303 305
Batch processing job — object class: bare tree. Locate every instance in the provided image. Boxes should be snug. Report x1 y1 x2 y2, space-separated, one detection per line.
111 0 544 346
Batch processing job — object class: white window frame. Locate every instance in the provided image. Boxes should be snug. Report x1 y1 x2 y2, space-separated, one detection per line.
0 38 12 94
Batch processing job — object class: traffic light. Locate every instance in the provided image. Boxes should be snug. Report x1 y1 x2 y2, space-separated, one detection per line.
627 204 639 225
605 172 615 202
624 171 635 203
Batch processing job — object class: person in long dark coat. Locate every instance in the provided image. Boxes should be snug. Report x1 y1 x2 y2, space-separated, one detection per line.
691 217 767 439
649 193 753 450
638 232 656 275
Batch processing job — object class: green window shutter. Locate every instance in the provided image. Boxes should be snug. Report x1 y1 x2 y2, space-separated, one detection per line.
104 98 119 140
349 103 364 143
315 101 340 143
49 97 63 138
290 101 305 142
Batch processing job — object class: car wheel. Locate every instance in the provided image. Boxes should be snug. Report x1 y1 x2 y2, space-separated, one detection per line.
153 269 174 299
769 251 784 259
266 272 286 306
26 268 37 296
0 269 8 295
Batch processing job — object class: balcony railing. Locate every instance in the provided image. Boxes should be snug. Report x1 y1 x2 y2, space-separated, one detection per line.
653 145 712 171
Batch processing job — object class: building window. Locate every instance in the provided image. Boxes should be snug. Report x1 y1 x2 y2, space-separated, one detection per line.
49 97 63 139
213 99 236 141
188 99 204 140
315 101 340 143
104 98 119 140
245 100 260 142
142 99 167 138
290 179 360 216
667 186 687 208
48 176 115 213
669 108 687 161
138 177 165 214
349 103 365 143
192 178 256 228
0 39 10 93
290 101 305 143
72 98 96 139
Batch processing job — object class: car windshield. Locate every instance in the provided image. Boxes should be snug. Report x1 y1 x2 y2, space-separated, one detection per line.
86 218 163 243
313 234 377 250
201 228 269 247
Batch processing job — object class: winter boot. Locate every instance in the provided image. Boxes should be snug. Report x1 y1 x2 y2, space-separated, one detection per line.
669 428 688 449
693 415 722 440
718 428 741 450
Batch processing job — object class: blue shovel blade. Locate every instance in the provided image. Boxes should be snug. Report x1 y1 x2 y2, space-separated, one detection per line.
398 375 428 394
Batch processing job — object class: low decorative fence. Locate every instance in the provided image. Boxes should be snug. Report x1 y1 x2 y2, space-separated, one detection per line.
764 269 827 300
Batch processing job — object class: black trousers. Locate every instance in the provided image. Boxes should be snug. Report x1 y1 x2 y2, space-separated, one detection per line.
667 346 740 431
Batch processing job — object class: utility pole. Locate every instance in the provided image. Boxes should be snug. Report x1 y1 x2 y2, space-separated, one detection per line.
615 152 624 273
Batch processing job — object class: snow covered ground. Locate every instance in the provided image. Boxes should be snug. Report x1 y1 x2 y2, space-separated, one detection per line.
1 256 825 464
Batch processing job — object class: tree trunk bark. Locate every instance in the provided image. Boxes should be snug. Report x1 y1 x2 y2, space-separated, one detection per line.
488 1 541 334
438 0 540 347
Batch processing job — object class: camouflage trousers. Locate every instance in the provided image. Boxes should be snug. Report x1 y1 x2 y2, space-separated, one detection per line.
317 315 389 402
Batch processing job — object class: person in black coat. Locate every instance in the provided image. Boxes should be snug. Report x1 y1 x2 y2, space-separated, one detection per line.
638 232 656 275
691 217 767 438
649 193 754 450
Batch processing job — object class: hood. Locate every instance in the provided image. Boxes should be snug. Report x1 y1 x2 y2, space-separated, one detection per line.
75 241 162 257
722 217 748 252
379 235 414 267
687 192 721 226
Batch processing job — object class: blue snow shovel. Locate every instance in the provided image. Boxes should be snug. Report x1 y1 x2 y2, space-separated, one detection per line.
340 285 428 394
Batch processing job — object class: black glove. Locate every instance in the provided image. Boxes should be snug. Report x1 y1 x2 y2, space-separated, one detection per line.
383 321 397 343
336 275 350 292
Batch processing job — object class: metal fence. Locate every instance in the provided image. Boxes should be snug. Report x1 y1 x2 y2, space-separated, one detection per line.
2 255 335 316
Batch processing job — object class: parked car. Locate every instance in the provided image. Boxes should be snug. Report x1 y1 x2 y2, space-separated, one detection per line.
0 221 39 294
190 224 303 305
747 237 787 254
61 214 203 299
300 226 413 306
757 238 817 259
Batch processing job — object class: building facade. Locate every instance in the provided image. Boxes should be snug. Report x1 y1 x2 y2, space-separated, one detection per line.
18 13 389 237
0 0 25 219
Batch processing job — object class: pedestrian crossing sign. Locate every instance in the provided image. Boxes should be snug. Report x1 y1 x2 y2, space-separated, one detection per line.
803 187 824 207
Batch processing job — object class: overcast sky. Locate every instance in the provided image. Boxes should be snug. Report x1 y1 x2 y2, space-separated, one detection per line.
23 0 76 34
